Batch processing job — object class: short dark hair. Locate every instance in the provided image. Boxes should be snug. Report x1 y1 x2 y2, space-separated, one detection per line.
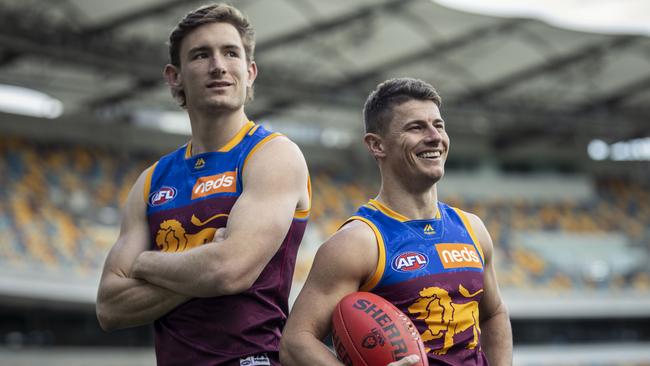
168 3 256 107
363 78 442 135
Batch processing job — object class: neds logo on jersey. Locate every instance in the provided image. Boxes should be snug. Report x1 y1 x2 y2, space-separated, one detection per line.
149 186 177 206
192 171 236 199
436 243 482 269
392 252 428 272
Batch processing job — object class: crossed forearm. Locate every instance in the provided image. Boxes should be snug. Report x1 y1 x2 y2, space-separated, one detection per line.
97 273 189 331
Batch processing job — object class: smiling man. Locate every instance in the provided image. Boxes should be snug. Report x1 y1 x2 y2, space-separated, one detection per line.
281 78 512 366
95 4 311 366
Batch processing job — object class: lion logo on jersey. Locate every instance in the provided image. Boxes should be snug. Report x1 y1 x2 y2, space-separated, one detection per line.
155 213 228 252
407 285 483 355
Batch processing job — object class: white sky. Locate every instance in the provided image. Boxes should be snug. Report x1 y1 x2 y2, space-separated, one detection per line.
434 0 650 36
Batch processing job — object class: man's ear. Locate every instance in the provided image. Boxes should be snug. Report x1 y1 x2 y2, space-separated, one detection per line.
364 133 386 159
164 64 184 104
164 64 182 88
246 61 258 87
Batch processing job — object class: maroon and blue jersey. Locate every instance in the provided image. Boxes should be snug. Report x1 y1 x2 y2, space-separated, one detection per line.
345 199 488 366
144 121 310 366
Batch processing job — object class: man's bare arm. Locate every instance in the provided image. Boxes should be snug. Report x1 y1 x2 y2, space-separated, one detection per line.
280 221 378 366
467 212 513 366
96 169 189 331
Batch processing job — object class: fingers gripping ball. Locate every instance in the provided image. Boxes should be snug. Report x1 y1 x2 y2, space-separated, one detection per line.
331 292 428 366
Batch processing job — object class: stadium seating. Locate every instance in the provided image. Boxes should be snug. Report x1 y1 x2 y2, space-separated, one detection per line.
0 137 151 276
1 137 649 294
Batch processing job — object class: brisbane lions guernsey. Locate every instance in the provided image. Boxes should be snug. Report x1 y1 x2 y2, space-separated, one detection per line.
144 121 309 366
344 199 488 366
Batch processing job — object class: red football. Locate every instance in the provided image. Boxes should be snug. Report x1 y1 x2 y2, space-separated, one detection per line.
331 292 428 366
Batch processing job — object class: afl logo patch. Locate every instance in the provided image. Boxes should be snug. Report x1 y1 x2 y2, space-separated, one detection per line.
149 186 177 207
391 251 428 272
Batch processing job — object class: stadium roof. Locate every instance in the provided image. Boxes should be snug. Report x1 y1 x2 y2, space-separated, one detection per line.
0 0 649 167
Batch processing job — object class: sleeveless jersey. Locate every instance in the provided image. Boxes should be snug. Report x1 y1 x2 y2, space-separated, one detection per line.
144 121 309 366
345 199 488 366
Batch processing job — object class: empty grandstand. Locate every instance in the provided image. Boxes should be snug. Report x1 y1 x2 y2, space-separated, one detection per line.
1 0 650 365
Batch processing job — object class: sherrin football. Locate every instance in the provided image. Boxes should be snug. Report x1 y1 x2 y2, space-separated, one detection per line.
331 292 428 366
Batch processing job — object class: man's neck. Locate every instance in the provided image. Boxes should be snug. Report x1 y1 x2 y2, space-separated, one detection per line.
375 176 440 220
188 107 248 155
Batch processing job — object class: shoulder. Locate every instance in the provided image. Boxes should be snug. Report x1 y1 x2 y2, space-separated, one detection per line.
126 164 157 207
116 165 155 229
242 135 308 183
326 219 378 251
313 219 378 282
248 134 304 162
456 209 483 227
456 208 493 258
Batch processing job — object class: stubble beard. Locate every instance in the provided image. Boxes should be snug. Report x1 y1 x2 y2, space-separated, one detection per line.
200 92 246 114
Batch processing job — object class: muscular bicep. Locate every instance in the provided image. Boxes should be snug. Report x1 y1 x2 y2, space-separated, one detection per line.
220 137 309 280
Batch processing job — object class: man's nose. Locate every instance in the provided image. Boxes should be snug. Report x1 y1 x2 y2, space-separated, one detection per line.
209 56 226 75
423 125 442 142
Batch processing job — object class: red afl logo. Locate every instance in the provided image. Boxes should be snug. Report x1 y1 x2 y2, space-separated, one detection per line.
149 186 177 206
392 252 428 272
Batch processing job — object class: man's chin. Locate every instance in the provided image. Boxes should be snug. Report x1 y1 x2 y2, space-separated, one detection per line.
426 174 443 185
202 99 243 112
424 168 444 184
399 169 444 188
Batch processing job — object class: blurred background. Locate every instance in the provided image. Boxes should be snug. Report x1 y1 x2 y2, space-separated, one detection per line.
0 0 649 365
